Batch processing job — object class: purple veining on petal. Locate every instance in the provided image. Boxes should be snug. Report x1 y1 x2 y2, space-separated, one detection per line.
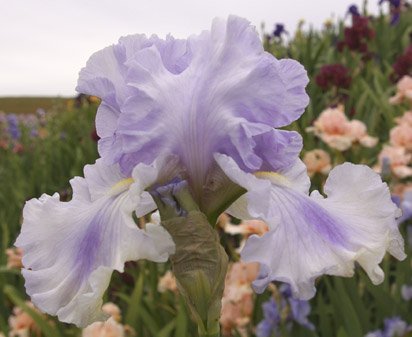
241 184 351 296
74 204 106 281
282 188 348 246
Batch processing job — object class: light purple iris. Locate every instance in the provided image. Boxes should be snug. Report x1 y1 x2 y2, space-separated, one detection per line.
256 284 314 337
7 113 21 140
395 191 412 224
16 16 406 327
365 317 412 337
401 284 412 301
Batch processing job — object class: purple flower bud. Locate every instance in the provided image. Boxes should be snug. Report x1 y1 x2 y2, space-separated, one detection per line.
348 4 360 16
273 23 286 38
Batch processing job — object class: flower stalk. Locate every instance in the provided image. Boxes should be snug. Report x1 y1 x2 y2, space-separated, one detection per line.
150 181 228 337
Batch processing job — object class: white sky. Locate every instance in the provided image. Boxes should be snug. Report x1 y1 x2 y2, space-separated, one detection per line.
0 0 382 96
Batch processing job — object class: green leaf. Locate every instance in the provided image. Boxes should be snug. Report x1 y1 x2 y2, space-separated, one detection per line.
336 327 350 337
0 266 21 275
157 318 176 337
174 298 188 337
325 278 363 337
140 305 161 335
124 272 144 327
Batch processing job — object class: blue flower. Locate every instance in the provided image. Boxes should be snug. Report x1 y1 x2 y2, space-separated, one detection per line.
365 317 412 337
273 24 286 38
16 16 406 327
7 114 21 140
395 191 412 224
256 284 314 337
401 284 412 301
348 4 360 16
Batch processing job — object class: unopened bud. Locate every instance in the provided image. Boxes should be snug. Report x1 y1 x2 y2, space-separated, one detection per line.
150 180 228 337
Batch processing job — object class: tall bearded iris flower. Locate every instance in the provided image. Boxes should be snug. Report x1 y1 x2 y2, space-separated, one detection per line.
16 16 405 335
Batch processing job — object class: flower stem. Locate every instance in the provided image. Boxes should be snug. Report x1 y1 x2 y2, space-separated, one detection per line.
149 180 228 337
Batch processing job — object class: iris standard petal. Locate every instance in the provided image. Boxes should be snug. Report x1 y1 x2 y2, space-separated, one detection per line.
15 160 174 327
215 154 406 300
76 16 309 198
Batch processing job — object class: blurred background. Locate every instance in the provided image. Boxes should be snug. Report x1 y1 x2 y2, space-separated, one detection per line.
1 1 412 337
1 0 380 97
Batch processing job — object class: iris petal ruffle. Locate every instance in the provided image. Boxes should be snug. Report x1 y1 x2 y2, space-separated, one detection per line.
215 154 406 300
76 16 309 181
15 160 174 327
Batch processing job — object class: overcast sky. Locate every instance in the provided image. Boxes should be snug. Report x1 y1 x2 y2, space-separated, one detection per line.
0 0 382 96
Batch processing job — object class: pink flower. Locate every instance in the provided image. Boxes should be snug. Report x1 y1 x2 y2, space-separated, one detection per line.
8 302 42 337
82 318 125 337
389 76 412 105
5 247 23 269
220 262 259 336
390 124 412 151
157 271 178 293
303 149 332 177
347 120 378 147
101 303 122 323
392 183 412 199
12 142 24 154
313 106 349 135
82 303 132 337
307 106 377 150
395 111 412 126
376 145 412 178
225 261 260 286
224 219 269 237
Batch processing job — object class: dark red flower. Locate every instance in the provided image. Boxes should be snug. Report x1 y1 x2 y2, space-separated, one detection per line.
391 44 412 82
338 16 375 55
315 64 352 91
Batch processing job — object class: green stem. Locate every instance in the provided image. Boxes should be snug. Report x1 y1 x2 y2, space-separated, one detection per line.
149 180 228 337
199 332 220 337
198 323 220 337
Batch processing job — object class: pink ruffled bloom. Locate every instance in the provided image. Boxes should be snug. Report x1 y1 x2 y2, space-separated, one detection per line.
8 302 42 337
303 149 332 177
376 145 412 178
157 270 178 293
389 76 412 105
220 262 259 336
82 303 129 337
392 183 412 199
101 303 122 323
307 106 378 151
82 318 125 337
395 111 412 126
390 124 412 151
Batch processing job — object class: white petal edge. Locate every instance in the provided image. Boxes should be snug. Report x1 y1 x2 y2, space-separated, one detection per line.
15 160 174 327
215 153 406 299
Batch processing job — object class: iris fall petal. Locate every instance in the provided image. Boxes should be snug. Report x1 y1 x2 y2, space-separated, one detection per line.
15 160 174 327
215 154 406 299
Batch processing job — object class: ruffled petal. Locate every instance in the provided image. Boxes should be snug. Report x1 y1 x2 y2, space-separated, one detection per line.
77 16 309 187
15 160 174 327
216 154 406 299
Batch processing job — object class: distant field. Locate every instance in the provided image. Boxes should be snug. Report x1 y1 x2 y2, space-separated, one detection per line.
0 97 73 114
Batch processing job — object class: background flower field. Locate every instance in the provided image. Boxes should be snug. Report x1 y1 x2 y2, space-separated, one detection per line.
1 3 412 337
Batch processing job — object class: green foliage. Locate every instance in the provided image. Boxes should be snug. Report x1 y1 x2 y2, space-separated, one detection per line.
1 5 412 337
